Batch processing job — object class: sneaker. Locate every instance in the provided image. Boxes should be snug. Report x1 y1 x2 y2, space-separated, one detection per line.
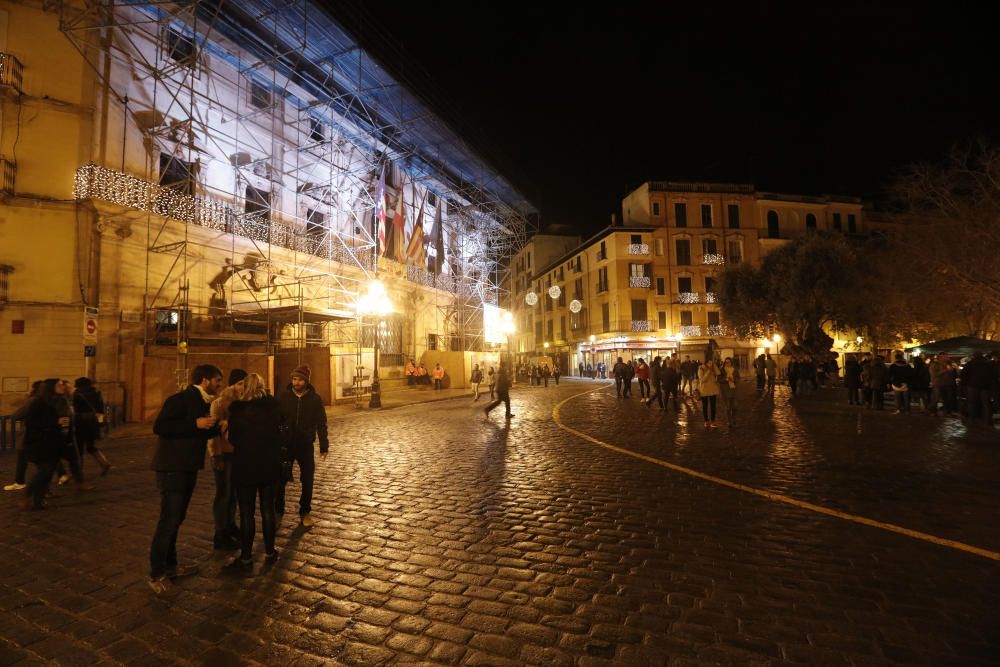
148 576 174 595
300 513 315 527
265 549 280 562
165 563 200 579
57 474 71 486
3 482 26 491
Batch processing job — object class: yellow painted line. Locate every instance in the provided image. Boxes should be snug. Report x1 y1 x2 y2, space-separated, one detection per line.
553 385 1000 562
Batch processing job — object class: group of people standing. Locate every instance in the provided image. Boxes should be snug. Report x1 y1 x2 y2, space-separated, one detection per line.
147 363 328 594
5 377 111 507
404 360 447 390
515 362 560 387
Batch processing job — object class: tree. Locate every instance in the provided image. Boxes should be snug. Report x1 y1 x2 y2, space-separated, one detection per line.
718 234 869 358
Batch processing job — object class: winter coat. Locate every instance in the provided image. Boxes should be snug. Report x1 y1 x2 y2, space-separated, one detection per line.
209 386 240 456
277 384 329 453
929 361 951 387
888 362 914 390
697 364 721 396
960 357 993 390
661 364 680 389
844 360 861 388
719 366 739 399
911 359 931 391
11 396 37 452
495 368 512 393
470 368 484 383
228 396 284 487
868 362 888 391
24 398 63 464
72 386 105 442
152 385 220 472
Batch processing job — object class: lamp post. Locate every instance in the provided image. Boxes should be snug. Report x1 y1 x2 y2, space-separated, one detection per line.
356 279 393 408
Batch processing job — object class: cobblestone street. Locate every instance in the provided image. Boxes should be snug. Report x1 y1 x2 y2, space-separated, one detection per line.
1 379 998 666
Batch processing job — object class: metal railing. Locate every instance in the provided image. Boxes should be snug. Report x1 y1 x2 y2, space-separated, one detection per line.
0 264 12 305
0 52 24 92
707 324 728 336
677 291 718 304
0 157 14 196
628 276 651 288
627 243 649 255
680 325 702 337
702 253 725 265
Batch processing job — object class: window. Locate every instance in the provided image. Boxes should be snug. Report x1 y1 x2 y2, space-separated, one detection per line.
166 28 196 67
631 234 642 245
574 278 583 299
678 276 692 293
309 118 326 143
833 213 842 231
727 204 740 229
597 267 609 292
527 252 531 268
658 311 667 329
629 263 649 278
702 238 718 256
428 333 439 351
848 214 857 233
707 311 721 326
599 241 607 260
558 290 566 307
656 277 665 295
601 303 610 332
631 299 648 321
159 153 195 195
560 316 566 340
701 204 712 228
250 80 272 109
728 239 744 263
680 311 693 327
305 209 325 236
704 277 717 294
655 238 664 256
767 211 779 238
674 203 687 227
535 321 543 340
806 213 817 231
428 192 437 207
675 239 691 265
244 185 270 219
546 320 554 339
652 202 661 216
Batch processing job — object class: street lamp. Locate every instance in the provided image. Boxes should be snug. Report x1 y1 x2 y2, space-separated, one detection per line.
356 279 393 408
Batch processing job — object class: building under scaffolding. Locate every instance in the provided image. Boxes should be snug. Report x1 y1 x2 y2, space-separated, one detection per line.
0 0 535 419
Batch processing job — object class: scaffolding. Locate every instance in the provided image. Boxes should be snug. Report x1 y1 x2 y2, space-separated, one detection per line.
59 0 536 386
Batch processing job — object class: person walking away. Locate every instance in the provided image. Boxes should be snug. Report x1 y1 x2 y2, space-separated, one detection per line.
225 374 282 570
636 359 650 399
4 381 42 492
645 357 663 408
276 365 328 527
859 353 873 407
553 363 560 385
54 380 90 490
661 357 681 412
432 363 445 390
487 366 496 399
787 356 800 398
148 365 222 594
470 364 483 401
20 379 64 510
622 360 635 398
208 369 247 550
844 355 861 405
72 378 111 476
910 355 932 414
680 357 695 395
869 356 888 410
764 354 778 394
698 359 721 427
541 364 551 388
483 364 514 419
929 353 954 416
719 357 740 427
888 353 913 414
612 357 626 397
754 354 766 391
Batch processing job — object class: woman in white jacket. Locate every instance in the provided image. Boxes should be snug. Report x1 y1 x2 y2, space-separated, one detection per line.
697 359 721 427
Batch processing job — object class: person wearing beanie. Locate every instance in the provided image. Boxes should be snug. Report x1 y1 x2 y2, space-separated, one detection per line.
208 368 247 550
276 364 328 528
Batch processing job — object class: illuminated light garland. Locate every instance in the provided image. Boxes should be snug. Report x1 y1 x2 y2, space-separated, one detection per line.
548 285 561 299
703 253 726 265
679 291 700 304
631 320 652 332
680 325 702 337
704 292 717 303
707 324 727 336
628 276 651 288
525 291 538 306
627 243 649 255
569 299 582 313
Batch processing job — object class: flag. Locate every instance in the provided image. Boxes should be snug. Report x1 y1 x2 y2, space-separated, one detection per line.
432 199 445 274
406 191 427 267
373 166 386 255
384 179 406 263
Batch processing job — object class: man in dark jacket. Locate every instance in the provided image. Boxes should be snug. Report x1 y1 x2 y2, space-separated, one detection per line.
483 364 513 419
960 353 994 421
888 354 914 414
276 365 328 527
148 364 222 594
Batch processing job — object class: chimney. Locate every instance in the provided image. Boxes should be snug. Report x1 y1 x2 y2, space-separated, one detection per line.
611 213 617 227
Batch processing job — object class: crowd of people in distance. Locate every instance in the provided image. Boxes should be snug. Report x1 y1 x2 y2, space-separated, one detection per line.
515 362 561 388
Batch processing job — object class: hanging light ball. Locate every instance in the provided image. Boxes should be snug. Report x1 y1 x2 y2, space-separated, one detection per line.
548 285 561 299
569 299 582 313
525 291 538 306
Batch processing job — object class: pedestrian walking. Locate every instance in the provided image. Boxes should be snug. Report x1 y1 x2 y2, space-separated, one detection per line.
470 364 483 401
54 380 90 490
541 364 551 388
148 364 222 594
645 357 663 409
487 366 496 399
636 358 650 398
844 355 861 405
754 354 766 391
787 356 800 398
661 357 681 412
680 356 695 395
20 379 65 510
698 359 721 427
71 378 112 476
276 365 328 528
553 363 560 385
225 374 282 570
911 355 932 413
483 364 514 419
4 381 42 492
869 356 888 410
208 369 246 550
719 358 740 426
764 354 777 393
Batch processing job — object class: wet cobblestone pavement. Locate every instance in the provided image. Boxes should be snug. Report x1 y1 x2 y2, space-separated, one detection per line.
1 379 998 665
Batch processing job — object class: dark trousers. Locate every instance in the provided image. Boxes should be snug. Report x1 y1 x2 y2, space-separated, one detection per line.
756 374 765 390
664 384 681 411
237 482 277 559
488 384 495 399
276 443 315 516
484 390 511 416
212 454 238 536
638 379 650 398
149 471 198 578
26 460 56 508
615 377 623 396
873 388 885 410
554 375 559 385
847 385 859 405
434 379 443 390
648 383 663 408
766 376 776 393
701 395 717 422
14 449 28 485
790 377 799 397
622 379 632 397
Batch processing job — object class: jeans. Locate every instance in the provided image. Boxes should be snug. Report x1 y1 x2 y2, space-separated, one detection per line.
893 390 910 412
434 379 442 390
931 385 953 414
149 471 198 578
721 390 736 425
756 374 765 390
638 379 650 398
766 376 776 393
484 390 511 416
275 442 315 516
701 395 717 422
212 454 238 537
615 377 623 396
471 382 480 399
847 385 859 405
488 384 495 399
965 387 993 421
237 483 277 560
622 379 632 397
648 383 663 408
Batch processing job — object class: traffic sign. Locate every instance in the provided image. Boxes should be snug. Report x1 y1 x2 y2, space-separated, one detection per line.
83 307 99 343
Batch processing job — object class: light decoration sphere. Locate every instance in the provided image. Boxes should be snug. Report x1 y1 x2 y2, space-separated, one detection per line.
548 285 561 299
525 291 538 306
569 299 582 313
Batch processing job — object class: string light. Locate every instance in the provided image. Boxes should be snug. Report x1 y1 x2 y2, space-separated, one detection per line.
548 285 561 299
627 243 649 255
680 325 702 337
569 299 582 313
525 291 538 306
628 276 651 288
703 253 726 265
679 292 700 304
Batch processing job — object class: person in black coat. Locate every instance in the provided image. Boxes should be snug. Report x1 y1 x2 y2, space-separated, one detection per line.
888 354 914 414
276 365 328 527
226 374 283 569
21 379 65 510
148 364 222 594
844 355 862 405
73 378 111 476
910 356 932 413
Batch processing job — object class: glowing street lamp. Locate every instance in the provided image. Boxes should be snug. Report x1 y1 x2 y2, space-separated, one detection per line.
355 280 393 408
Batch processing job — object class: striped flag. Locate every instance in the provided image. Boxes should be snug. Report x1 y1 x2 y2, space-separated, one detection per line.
406 191 427 267
385 179 406 262
432 200 445 274
374 166 386 255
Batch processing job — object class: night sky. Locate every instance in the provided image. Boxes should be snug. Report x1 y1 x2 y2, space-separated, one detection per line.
330 3 998 234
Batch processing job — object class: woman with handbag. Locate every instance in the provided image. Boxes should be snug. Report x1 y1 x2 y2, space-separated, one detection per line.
72 378 111 476
226 374 283 569
698 359 722 428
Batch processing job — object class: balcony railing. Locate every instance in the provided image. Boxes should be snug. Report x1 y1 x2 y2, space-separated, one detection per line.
705 292 717 304
707 324 728 336
678 291 700 304
631 319 654 332
0 264 12 305
628 275 651 288
628 243 649 255
0 158 14 196
702 253 726 265
0 52 24 92
680 325 702 337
